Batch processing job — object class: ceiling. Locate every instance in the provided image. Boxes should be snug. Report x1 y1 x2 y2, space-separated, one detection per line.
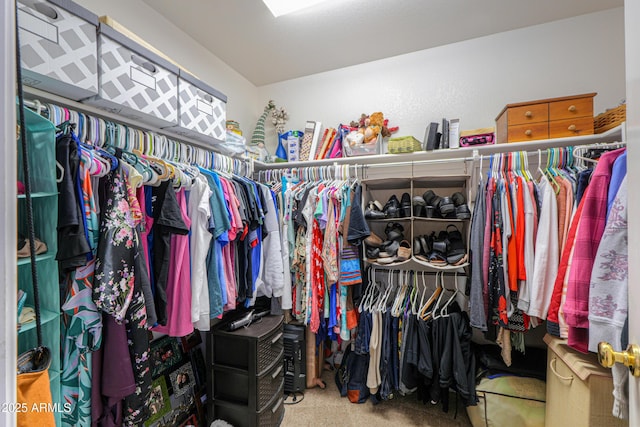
142 0 623 86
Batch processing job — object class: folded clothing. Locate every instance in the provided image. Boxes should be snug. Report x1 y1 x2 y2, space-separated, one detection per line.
19 306 36 325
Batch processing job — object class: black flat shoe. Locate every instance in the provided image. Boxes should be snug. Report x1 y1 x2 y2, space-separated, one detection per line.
365 201 386 219
400 192 412 218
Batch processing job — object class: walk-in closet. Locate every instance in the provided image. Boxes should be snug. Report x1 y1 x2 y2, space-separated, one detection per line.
2 1 640 427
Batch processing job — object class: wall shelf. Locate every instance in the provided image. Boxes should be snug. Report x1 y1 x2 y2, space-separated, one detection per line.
254 124 624 170
17 253 55 266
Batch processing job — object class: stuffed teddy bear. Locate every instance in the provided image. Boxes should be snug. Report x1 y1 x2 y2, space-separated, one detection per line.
350 111 399 144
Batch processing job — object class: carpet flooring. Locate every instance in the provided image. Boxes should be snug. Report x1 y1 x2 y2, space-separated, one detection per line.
281 369 472 427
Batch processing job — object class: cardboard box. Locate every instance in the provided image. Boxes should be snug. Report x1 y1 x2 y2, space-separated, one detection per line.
544 334 628 427
17 0 99 100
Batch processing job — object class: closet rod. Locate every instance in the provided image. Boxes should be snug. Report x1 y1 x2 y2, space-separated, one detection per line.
23 86 242 157
370 269 466 277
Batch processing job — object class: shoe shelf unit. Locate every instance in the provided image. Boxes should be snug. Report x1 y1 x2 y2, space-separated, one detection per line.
17 107 61 425
362 160 472 273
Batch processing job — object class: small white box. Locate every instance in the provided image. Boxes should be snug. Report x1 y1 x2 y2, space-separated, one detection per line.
17 0 99 100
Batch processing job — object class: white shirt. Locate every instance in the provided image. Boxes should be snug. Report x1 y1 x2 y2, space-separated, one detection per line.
527 175 559 319
188 174 213 331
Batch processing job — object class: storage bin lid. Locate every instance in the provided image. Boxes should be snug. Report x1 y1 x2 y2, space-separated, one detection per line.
544 334 612 381
98 22 180 74
179 69 227 103
40 0 99 25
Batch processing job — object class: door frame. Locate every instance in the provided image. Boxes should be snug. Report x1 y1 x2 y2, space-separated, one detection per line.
624 0 639 424
1 0 18 426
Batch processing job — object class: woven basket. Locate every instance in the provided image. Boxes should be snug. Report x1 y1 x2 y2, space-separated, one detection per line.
594 104 626 134
388 136 422 154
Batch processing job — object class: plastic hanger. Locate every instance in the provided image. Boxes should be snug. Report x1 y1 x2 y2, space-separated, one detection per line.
419 272 443 321
439 272 460 318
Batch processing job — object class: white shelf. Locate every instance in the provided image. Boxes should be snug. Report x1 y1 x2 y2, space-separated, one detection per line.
254 124 624 170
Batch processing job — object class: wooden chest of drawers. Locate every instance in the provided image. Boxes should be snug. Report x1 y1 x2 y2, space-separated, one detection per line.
496 93 596 143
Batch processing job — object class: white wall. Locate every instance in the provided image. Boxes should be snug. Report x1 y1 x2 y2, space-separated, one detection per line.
258 8 625 154
74 0 260 137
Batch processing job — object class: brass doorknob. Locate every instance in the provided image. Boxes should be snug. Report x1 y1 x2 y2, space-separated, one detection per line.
598 342 640 377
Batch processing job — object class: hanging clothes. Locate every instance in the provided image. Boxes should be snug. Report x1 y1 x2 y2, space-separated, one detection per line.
189 174 214 331
564 147 625 353
148 180 189 326
152 188 193 337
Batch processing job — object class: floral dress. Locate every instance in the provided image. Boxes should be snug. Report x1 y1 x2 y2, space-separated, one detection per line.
94 166 137 321
93 166 151 426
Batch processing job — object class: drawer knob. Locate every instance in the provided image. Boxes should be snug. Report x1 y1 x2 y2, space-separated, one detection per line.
567 124 577 132
568 105 576 112
524 130 532 136
524 111 532 118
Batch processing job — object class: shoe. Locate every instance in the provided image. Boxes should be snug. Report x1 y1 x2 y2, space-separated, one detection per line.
400 193 412 218
17 235 47 258
412 195 426 217
378 240 400 258
396 240 411 262
423 190 454 217
385 222 404 241
426 231 449 266
451 192 471 220
383 195 400 218
365 232 383 247
413 237 422 257
438 196 455 215
365 201 386 219
446 225 468 265
366 246 380 259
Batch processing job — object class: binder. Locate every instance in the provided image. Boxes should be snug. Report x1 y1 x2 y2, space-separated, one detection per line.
424 122 439 151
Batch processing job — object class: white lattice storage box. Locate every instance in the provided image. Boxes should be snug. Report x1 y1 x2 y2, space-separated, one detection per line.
84 23 179 128
17 0 99 100
169 70 227 144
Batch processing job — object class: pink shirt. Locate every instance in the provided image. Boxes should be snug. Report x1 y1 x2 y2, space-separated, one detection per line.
564 148 625 352
153 188 193 337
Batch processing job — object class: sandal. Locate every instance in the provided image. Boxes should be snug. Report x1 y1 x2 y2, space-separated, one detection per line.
451 192 471 220
396 240 411 262
427 231 449 266
378 240 400 258
414 234 431 262
446 225 468 265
